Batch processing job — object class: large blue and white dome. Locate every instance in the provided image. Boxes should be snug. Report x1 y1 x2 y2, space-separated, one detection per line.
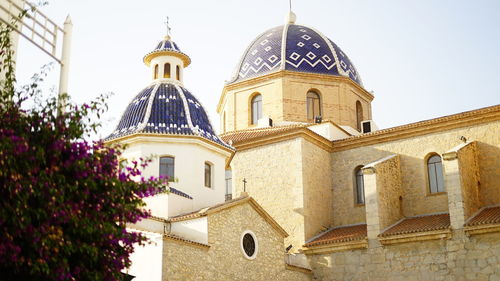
105 82 229 147
229 17 362 86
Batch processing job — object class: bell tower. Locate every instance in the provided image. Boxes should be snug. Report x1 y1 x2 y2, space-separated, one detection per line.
143 19 190 85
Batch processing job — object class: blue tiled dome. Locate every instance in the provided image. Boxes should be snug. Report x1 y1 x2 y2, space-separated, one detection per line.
143 37 191 67
105 82 230 148
229 24 362 86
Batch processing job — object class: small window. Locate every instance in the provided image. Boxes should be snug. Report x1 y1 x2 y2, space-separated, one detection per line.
159 156 174 180
176 65 180 80
251 94 262 125
240 230 258 259
204 162 212 188
225 170 232 201
427 155 445 193
154 64 159 79
307 90 321 121
119 159 127 174
163 63 171 78
355 167 365 204
356 101 363 131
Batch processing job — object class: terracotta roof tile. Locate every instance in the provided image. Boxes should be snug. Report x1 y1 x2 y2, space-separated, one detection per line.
168 195 249 221
220 124 308 145
164 234 210 248
379 213 450 237
465 205 500 227
304 224 367 247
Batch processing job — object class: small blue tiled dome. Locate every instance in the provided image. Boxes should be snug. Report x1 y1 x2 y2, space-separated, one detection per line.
229 23 362 86
143 36 191 67
105 82 230 149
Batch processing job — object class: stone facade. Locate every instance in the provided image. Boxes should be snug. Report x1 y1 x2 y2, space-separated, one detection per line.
331 120 499 228
223 105 500 281
309 231 500 281
363 155 403 240
218 72 373 133
162 202 311 281
231 137 332 251
301 138 333 242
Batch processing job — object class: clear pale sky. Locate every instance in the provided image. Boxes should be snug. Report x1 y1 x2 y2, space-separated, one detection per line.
14 0 500 137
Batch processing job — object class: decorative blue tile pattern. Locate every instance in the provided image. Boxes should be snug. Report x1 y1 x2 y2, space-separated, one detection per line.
181 86 221 144
154 39 180 52
234 25 284 82
230 24 362 86
111 85 155 137
143 84 192 135
285 25 339 76
144 38 190 67
105 82 232 149
327 39 362 85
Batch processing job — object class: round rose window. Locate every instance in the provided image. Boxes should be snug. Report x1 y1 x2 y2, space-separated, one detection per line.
240 230 258 259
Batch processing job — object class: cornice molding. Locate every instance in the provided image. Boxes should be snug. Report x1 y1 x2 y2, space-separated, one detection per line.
164 234 210 249
332 105 500 152
302 239 368 255
464 224 500 236
285 264 313 274
378 229 451 245
105 133 234 156
231 127 333 152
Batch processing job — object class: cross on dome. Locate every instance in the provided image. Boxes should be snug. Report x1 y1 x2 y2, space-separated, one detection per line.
286 0 296 24
164 16 172 40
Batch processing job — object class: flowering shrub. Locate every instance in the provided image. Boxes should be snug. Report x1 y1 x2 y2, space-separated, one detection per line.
0 18 165 281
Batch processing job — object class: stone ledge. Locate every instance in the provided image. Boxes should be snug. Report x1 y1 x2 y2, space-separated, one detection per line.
285 264 313 274
302 239 368 255
378 229 451 245
164 234 211 249
464 224 500 236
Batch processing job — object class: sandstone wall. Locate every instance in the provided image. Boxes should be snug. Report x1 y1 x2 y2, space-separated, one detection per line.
231 137 333 250
331 121 500 226
308 231 500 281
373 155 403 231
281 75 372 130
363 155 403 239
222 78 284 133
162 203 311 281
301 139 333 240
221 74 373 133
457 142 481 219
231 138 305 250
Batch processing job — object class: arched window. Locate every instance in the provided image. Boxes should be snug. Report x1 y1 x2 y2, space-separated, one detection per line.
427 155 445 193
204 162 213 188
154 64 159 79
163 63 171 78
307 90 321 121
356 101 363 131
251 94 262 125
176 65 180 80
354 167 365 204
159 156 174 180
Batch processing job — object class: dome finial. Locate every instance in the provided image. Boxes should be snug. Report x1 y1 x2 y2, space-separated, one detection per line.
286 0 296 24
164 16 172 40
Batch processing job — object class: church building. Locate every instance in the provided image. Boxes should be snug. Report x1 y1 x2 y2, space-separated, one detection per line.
105 10 500 281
